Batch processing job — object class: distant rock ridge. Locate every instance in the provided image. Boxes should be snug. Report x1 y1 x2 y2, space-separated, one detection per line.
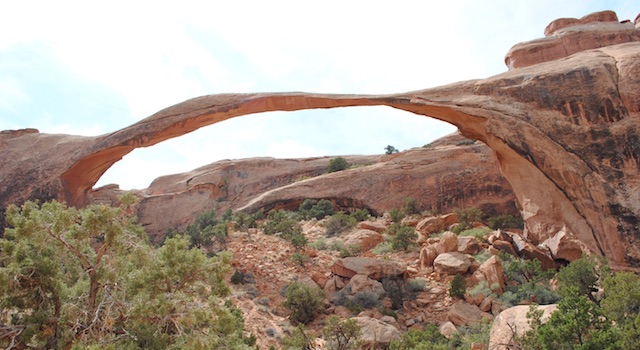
1 10 639 269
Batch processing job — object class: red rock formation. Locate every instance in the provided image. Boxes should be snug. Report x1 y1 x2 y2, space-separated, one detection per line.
1 11 639 269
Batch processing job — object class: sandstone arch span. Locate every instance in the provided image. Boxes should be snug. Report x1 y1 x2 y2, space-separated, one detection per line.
1 11 639 268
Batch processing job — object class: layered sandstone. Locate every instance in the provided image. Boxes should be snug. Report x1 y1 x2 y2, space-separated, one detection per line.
1 11 639 268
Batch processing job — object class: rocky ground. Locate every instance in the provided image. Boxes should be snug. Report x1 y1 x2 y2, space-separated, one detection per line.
223 211 545 349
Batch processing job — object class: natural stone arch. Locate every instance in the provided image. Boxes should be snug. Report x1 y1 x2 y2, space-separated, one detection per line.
2 12 639 268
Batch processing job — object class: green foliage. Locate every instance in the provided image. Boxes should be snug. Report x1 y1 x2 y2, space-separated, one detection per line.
382 277 420 310
282 324 317 350
299 199 335 220
330 241 361 258
557 255 600 302
532 292 620 350
389 324 450 350
498 251 559 306
323 316 362 350
487 214 524 230
384 145 399 154
372 240 394 255
263 210 307 249
328 157 350 173
456 139 477 146
334 289 381 312
389 208 405 223
449 274 467 299
391 226 418 251
0 199 251 349
290 252 310 266
457 226 491 240
283 281 325 324
325 212 357 237
452 207 483 233
404 197 421 216
602 271 640 324
350 208 370 222
176 209 228 249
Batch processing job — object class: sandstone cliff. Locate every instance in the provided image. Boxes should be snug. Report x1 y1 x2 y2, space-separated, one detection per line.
1 11 638 268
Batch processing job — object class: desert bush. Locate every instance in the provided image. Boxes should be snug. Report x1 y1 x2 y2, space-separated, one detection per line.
282 324 317 350
330 241 361 258
389 208 405 223
382 277 420 310
290 252 310 266
299 199 335 220
487 214 524 230
499 252 559 306
457 226 491 240
323 316 362 350
404 197 421 216
391 226 418 251
372 240 394 255
449 274 467 299
263 209 307 249
350 208 370 222
389 324 449 350
282 281 325 324
328 157 349 173
556 255 600 302
456 139 476 146
405 278 428 294
452 207 483 233
325 212 357 237
384 145 399 154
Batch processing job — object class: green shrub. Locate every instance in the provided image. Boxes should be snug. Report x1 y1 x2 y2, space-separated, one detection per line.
488 214 524 230
389 208 405 223
328 157 349 173
458 226 491 240
389 324 450 350
299 199 335 220
499 252 559 306
452 207 483 233
262 210 307 249
456 139 476 146
290 252 310 266
382 278 420 310
372 241 394 255
449 274 467 299
406 279 428 293
404 197 421 216
384 145 399 154
282 281 325 324
325 212 357 237
330 241 361 258
230 270 245 284
350 208 370 222
391 226 418 251
323 316 362 350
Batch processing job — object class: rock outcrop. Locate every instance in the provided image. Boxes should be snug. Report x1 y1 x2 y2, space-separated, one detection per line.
1 11 639 269
489 304 558 350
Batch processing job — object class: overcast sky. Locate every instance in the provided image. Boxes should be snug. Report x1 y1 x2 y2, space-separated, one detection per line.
1 1 636 189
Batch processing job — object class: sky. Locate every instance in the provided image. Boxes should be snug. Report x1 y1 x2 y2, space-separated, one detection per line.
1 1 637 190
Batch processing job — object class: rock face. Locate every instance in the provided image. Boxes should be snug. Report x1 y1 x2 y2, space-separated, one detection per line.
489 304 557 350
352 317 401 348
1 11 639 269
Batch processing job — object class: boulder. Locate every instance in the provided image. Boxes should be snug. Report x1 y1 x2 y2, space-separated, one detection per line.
439 321 458 339
475 256 505 293
458 236 483 255
541 228 585 261
331 257 406 281
434 252 471 275
489 304 557 350
492 240 517 257
345 274 385 296
344 229 384 252
352 316 401 348
448 300 494 326
357 221 387 233
437 231 459 254
416 213 458 236
419 245 438 269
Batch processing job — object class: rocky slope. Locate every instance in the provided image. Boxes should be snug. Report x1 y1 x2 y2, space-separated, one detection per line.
96 133 515 241
1 10 639 268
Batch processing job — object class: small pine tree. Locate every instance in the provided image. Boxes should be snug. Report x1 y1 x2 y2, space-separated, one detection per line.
450 274 467 299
